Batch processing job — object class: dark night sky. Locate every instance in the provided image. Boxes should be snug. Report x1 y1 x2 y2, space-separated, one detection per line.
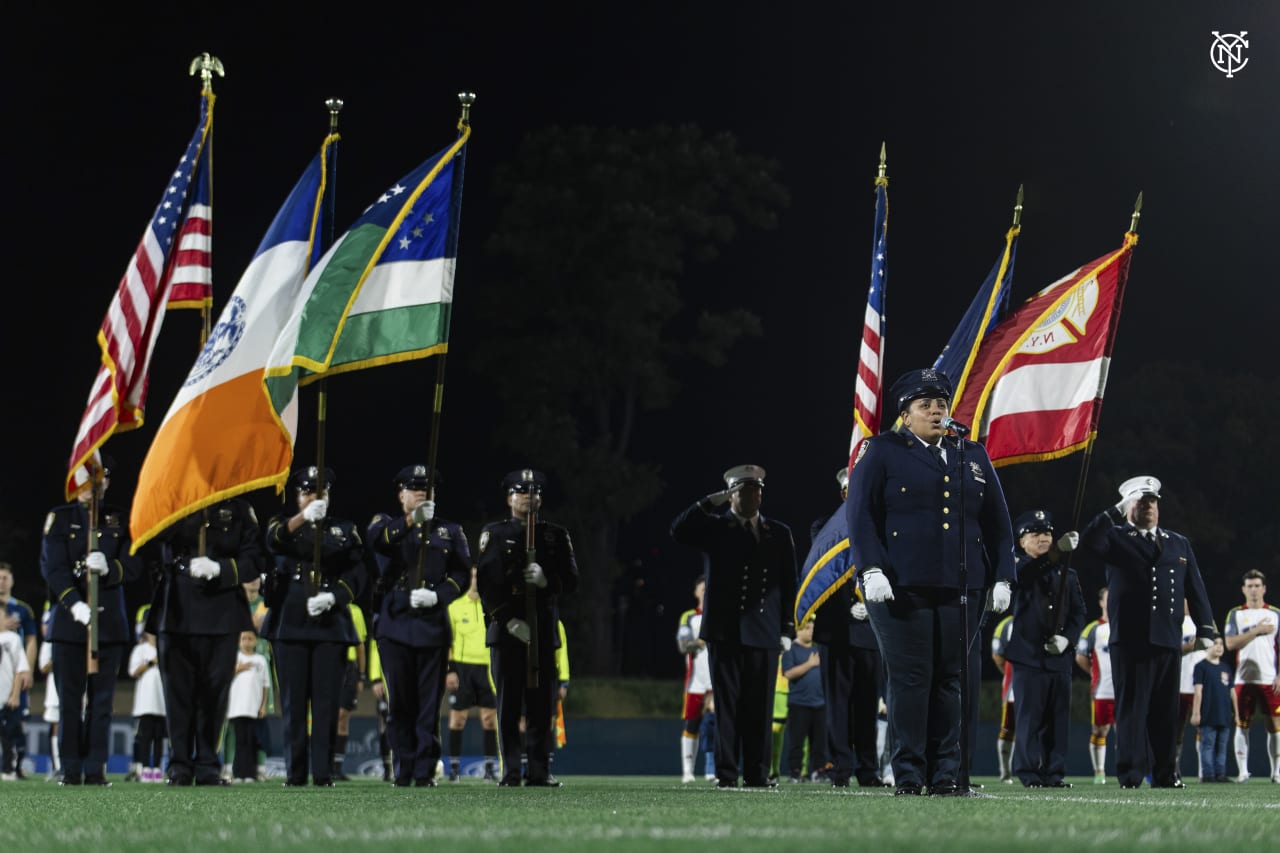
2 3 1276 647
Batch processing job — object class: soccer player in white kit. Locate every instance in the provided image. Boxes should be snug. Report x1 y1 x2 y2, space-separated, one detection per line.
1222 570 1280 783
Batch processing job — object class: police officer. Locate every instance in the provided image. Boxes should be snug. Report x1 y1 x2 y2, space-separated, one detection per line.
810 467 885 788
846 368 1016 796
151 495 263 785
476 469 578 787
1004 509 1086 788
671 464 798 789
39 455 143 785
264 465 367 787
1080 475 1217 788
368 464 471 787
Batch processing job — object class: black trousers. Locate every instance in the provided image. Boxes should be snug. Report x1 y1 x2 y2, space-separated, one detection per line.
159 631 238 781
379 638 447 783
707 642 778 787
1011 666 1071 784
820 644 883 785
868 590 982 788
1111 642 1181 786
231 717 259 780
786 705 828 775
51 641 123 778
273 640 346 784
133 714 167 767
490 639 557 784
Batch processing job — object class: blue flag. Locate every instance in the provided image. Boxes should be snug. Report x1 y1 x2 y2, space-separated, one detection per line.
933 225 1019 410
795 507 856 627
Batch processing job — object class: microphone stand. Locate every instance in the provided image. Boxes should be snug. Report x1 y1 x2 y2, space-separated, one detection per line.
949 421 984 798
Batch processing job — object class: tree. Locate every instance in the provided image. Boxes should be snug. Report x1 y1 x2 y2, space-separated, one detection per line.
476 124 789 674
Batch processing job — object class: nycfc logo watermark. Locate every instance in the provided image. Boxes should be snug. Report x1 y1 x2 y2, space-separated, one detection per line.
185 296 247 385
1210 31 1249 78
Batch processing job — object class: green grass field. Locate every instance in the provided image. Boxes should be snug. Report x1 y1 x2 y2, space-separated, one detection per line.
3 775 1276 852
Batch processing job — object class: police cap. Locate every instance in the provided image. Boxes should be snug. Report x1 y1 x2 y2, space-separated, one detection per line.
888 368 954 413
1118 474 1161 502
288 465 336 493
1014 509 1054 537
504 469 547 494
723 464 766 489
395 464 438 490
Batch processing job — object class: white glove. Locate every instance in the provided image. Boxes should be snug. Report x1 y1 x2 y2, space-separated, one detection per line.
861 569 894 603
523 561 548 589
989 580 1012 613
1115 496 1136 519
780 636 792 652
1057 531 1079 553
850 602 869 621
302 498 328 523
70 601 92 626
1043 634 1069 655
704 489 734 507
85 551 109 575
411 500 436 525
306 591 336 616
189 556 221 580
410 587 438 609
506 618 532 644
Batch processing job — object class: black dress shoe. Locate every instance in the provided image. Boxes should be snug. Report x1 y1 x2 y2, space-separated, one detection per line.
1120 781 1142 789
196 776 230 786
283 779 309 788
1150 779 1185 789
59 774 83 786
313 779 335 788
830 779 850 788
894 782 923 796
167 775 193 787
414 778 437 787
1046 780 1073 788
715 780 738 789
525 775 562 787
497 776 522 787
83 774 112 787
928 782 965 796
392 778 413 788
1022 780 1044 788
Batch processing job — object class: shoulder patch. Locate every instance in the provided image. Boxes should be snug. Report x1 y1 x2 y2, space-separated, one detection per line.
853 439 869 468
44 512 55 535
479 530 490 553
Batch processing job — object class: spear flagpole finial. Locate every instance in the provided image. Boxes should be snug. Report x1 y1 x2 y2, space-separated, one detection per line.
325 98 344 133
1012 184 1024 227
458 91 476 127
1129 191 1143 234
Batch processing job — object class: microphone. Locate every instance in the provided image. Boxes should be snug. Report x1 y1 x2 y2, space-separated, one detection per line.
941 417 971 436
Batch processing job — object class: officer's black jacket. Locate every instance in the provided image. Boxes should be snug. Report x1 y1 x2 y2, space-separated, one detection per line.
1004 549 1086 673
151 499 261 636
40 500 143 644
476 516 577 649
263 512 367 643
368 511 471 648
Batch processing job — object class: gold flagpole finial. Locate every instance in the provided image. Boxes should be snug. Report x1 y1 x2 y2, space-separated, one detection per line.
1012 184 1024 227
1129 191 1143 234
877 141 887 180
188 53 225 94
325 98 344 133
458 91 477 127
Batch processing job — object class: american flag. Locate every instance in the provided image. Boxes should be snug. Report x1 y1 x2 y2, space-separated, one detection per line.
848 175 888 469
65 91 215 498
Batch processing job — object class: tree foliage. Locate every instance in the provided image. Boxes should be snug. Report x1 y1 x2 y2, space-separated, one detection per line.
476 124 788 672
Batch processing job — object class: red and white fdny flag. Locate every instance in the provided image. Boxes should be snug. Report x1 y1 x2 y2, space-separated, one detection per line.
949 232 1137 466
65 91 215 498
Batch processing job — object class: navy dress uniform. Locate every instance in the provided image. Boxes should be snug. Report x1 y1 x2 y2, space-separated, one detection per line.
476 469 578 787
151 496 262 785
264 466 368 787
1080 475 1217 788
368 464 471 786
670 464 798 789
1004 510 1086 788
846 368 1016 795
810 467 885 788
39 469 143 785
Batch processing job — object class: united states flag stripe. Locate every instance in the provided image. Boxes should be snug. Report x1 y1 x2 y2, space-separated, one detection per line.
849 176 888 467
65 91 215 498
